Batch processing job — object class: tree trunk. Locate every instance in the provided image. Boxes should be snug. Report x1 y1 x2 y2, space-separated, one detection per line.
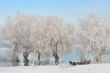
12 49 20 66
11 56 20 66
38 51 41 65
80 56 84 62
53 52 59 65
23 51 29 66
15 57 20 66
80 51 85 62
15 56 20 62
95 54 101 63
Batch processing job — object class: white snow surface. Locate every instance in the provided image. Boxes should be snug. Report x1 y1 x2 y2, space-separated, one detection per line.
0 64 110 73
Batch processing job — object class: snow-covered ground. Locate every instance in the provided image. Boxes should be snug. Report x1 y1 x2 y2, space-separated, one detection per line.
0 64 110 73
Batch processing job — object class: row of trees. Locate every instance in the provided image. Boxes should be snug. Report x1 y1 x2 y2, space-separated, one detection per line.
0 13 110 65
0 13 74 66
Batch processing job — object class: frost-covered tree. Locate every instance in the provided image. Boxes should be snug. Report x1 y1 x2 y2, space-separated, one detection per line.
103 21 110 54
30 16 50 65
1 14 34 66
44 17 74 65
31 16 75 65
0 16 21 63
79 14 108 63
74 32 90 62
14 14 33 66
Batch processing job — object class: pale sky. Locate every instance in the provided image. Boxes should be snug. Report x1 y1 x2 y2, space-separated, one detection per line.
0 0 110 24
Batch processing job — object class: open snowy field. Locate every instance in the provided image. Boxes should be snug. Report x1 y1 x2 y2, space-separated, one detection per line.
0 64 110 73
